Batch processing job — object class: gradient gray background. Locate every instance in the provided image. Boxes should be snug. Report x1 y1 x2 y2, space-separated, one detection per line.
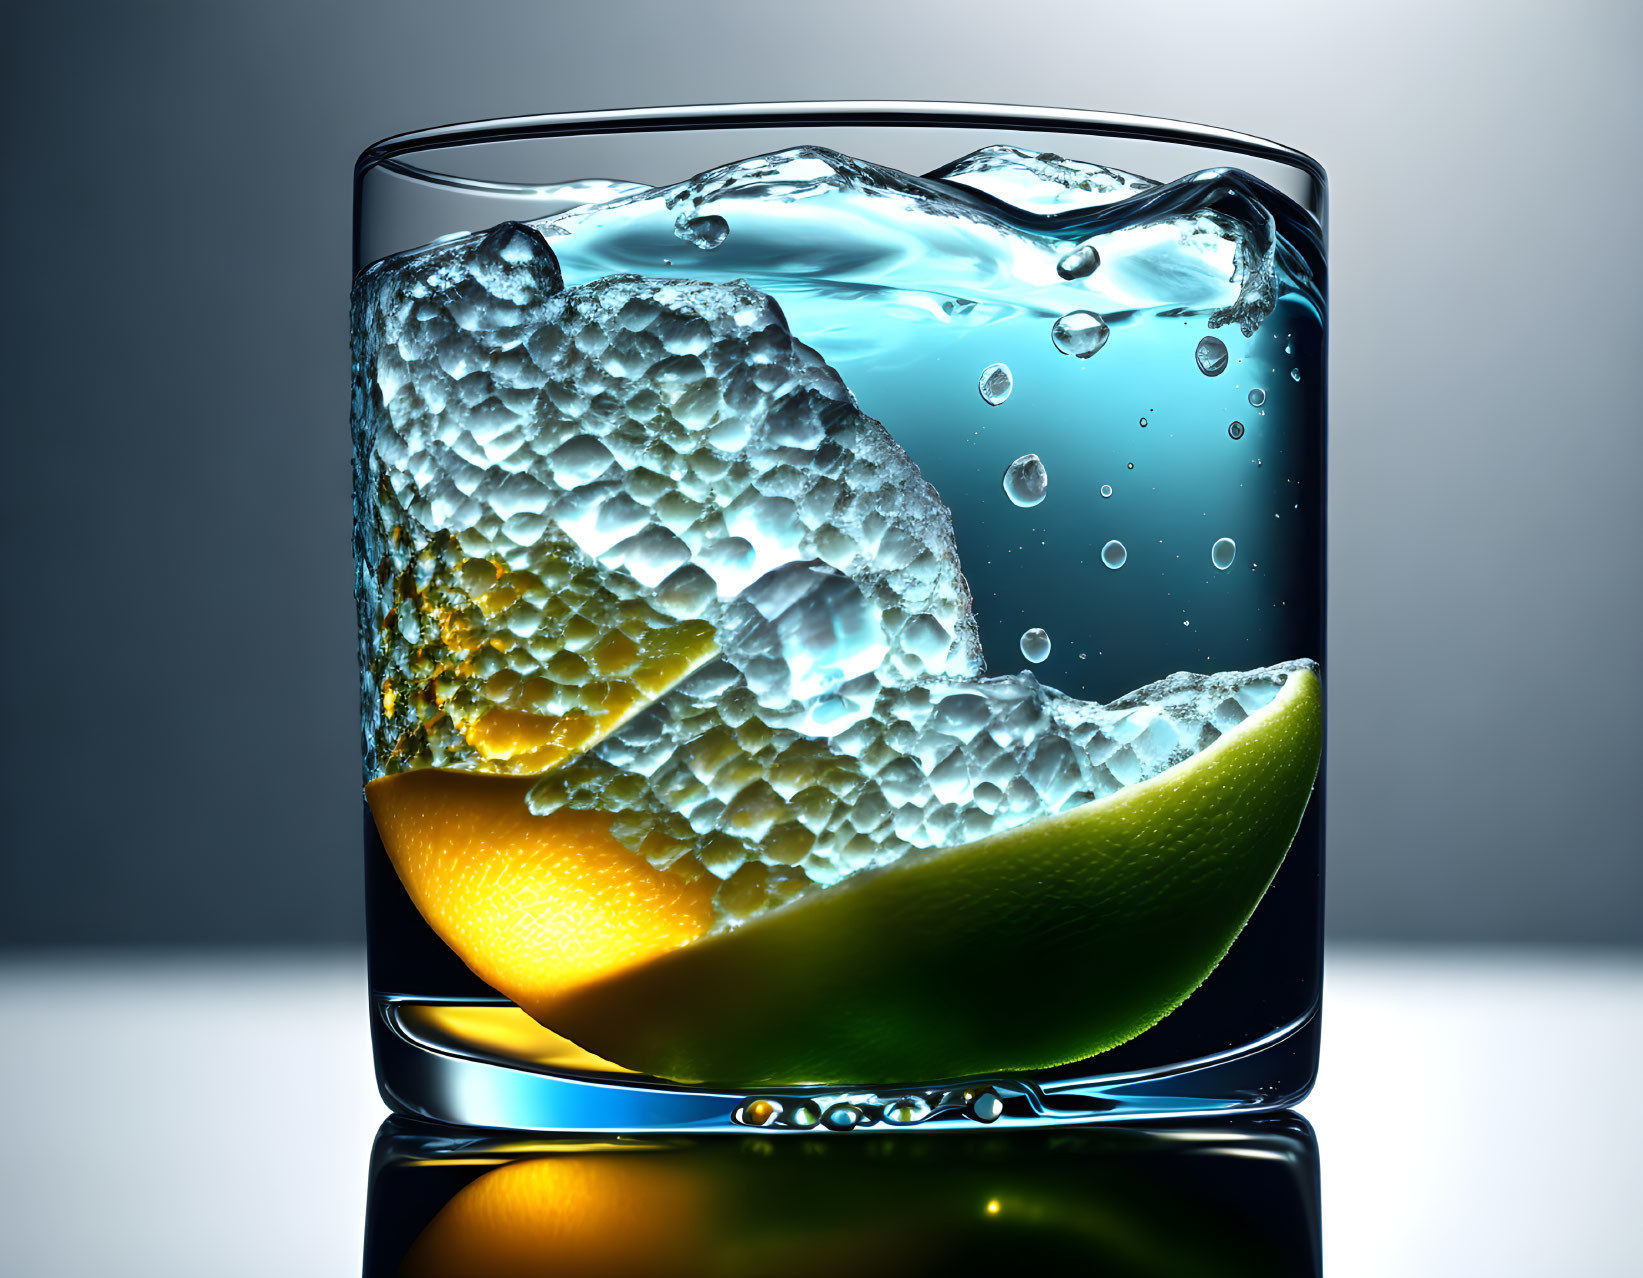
2 0 1638 947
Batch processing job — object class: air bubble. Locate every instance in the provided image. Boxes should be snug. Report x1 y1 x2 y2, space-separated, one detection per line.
1020 628 1051 663
1228 421 1246 440
738 1098 782 1126
1139 416 1148 428
1051 310 1110 358
676 214 729 250
1195 336 1229 376
1001 454 1047 507
969 1091 1004 1123
1290 368 1302 382
1101 540 1127 570
1247 388 1266 407
1055 244 1100 279
883 1095 932 1125
822 1103 864 1132
1211 537 1237 570
1100 484 1113 498
978 363 1013 405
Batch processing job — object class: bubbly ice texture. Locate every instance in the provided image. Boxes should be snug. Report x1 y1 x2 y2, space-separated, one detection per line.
353 144 1322 931
354 223 977 786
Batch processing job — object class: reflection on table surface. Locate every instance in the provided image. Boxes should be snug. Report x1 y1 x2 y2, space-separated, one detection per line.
364 1113 1321 1277
7 949 1639 1275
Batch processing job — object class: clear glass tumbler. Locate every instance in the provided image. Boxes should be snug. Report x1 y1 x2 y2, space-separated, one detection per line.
352 103 1327 1132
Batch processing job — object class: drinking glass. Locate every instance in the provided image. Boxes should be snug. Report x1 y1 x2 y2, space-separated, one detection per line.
352 102 1327 1131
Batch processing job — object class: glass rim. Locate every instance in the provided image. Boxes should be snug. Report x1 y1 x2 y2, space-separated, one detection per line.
355 99 1328 190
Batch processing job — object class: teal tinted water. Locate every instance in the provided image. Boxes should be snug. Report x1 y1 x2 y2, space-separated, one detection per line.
539 146 1324 702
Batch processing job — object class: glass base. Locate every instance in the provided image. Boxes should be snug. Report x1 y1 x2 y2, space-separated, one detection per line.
371 993 1319 1132
365 1111 1324 1276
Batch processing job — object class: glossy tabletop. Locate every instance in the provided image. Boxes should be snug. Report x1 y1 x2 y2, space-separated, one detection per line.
2 946 1638 1276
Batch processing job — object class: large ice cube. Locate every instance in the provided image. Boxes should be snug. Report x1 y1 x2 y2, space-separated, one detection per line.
354 221 978 781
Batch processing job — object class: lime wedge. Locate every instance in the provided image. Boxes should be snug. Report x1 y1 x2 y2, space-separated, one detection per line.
531 667 1322 1085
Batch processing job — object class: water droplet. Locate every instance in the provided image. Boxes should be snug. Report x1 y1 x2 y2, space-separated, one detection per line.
1001 454 1047 507
822 1103 864 1131
978 363 1013 405
1101 540 1127 570
1139 416 1148 427
1099 484 1113 498
1227 420 1246 440
1290 367 1302 382
1247 388 1266 407
1020 628 1051 663
676 214 728 250
883 1095 932 1125
1211 537 1237 570
786 1102 820 1129
1195 336 1229 376
1055 243 1100 279
1284 338 1293 355
1051 310 1110 358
